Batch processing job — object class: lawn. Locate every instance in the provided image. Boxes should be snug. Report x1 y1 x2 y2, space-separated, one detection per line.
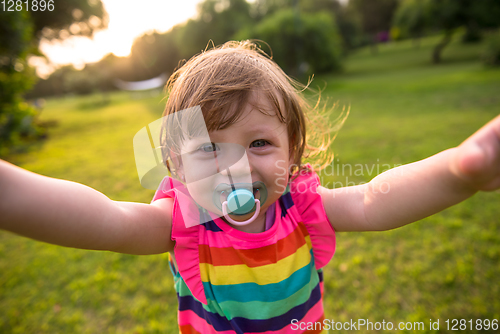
1 34 500 333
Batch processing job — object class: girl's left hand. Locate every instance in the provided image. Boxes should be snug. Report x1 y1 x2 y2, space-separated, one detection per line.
451 114 500 191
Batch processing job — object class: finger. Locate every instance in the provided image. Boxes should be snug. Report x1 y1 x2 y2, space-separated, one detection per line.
480 176 500 192
458 143 487 176
460 114 500 170
462 114 500 147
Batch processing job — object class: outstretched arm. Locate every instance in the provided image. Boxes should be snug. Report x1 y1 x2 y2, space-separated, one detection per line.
0 160 174 254
320 114 500 232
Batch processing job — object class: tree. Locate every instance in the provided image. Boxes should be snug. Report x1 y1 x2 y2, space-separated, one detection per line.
428 0 469 63
0 0 107 155
395 0 500 63
250 0 286 17
0 10 38 155
236 9 343 76
429 0 500 63
31 0 107 41
393 0 430 46
249 0 361 53
127 32 179 81
294 0 363 52
177 0 252 60
482 30 500 67
349 0 399 52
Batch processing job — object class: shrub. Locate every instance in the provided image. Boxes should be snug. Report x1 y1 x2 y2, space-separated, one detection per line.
236 9 343 77
482 30 500 66
0 10 43 156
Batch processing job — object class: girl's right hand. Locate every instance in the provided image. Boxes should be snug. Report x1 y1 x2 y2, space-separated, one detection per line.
450 114 500 192
0 160 174 254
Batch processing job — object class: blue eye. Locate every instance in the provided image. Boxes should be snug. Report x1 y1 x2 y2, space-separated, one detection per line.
251 140 268 148
199 143 219 153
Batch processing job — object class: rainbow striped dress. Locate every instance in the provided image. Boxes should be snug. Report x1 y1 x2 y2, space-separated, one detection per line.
152 169 336 333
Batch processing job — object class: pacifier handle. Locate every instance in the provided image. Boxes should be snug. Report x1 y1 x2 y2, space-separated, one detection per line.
222 199 261 226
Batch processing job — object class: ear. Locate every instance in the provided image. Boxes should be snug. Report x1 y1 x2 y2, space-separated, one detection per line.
288 137 297 175
288 150 294 167
288 156 298 177
288 132 299 164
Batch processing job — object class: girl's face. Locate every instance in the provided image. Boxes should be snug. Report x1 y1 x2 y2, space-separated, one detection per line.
178 95 292 232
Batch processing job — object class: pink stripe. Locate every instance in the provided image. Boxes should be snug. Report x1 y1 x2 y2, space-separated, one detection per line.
178 309 235 334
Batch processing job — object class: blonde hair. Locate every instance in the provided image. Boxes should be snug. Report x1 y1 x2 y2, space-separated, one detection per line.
161 40 341 177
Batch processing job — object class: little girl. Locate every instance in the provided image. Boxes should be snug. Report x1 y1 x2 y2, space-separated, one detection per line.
1 41 499 334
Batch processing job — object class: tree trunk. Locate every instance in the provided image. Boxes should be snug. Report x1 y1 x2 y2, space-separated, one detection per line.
432 30 453 64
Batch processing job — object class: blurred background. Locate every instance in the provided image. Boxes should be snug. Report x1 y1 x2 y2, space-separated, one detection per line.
1 0 500 333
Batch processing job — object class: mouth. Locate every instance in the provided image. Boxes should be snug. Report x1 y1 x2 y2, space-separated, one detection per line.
217 183 263 203
213 181 268 215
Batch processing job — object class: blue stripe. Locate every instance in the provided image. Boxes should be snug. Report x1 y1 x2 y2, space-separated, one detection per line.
178 294 238 332
177 280 322 333
279 192 294 217
318 268 323 282
203 250 317 303
201 219 223 232
194 207 223 232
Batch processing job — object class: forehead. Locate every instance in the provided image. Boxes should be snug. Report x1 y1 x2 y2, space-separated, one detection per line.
178 101 288 153
203 90 286 132
217 90 286 127
230 100 284 131
164 91 289 154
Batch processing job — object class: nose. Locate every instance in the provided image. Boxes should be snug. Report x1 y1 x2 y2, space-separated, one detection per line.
221 153 250 175
220 151 252 183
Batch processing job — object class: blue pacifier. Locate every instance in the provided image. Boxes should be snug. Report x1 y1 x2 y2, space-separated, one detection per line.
226 188 256 215
213 181 268 226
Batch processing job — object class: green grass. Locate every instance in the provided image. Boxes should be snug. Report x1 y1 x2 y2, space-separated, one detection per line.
314 35 500 333
2 35 500 333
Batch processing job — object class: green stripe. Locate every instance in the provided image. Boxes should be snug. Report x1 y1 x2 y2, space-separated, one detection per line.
175 272 227 317
220 266 319 320
283 184 290 195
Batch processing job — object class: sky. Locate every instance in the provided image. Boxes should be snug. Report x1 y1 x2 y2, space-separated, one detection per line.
33 0 203 77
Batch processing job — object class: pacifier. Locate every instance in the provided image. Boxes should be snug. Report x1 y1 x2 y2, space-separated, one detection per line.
213 181 268 226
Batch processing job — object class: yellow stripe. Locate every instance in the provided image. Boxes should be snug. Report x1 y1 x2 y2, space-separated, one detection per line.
200 237 313 285
305 233 313 249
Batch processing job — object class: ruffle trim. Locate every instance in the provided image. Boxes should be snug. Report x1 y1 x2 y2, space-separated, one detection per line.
151 177 208 305
289 164 336 270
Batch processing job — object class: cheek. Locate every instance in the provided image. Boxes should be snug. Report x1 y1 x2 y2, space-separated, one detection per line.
267 166 290 197
186 179 220 213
